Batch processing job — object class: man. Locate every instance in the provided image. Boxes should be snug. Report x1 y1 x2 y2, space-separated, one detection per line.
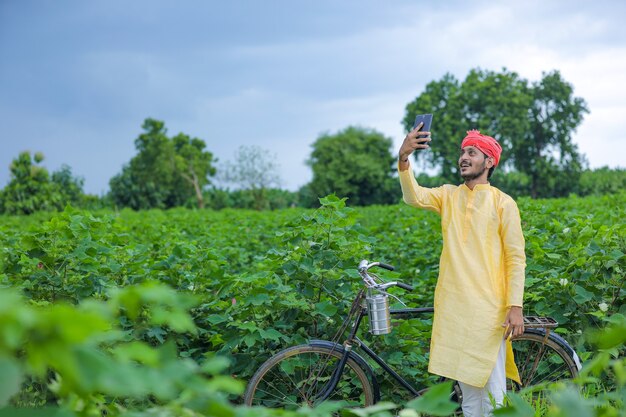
398 125 526 417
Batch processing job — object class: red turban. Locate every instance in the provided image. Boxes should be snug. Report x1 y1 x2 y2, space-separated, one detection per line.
461 130 502 166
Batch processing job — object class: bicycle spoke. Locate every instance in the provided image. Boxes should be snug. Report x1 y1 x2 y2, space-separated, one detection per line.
245 345 373 409
304 351 339 400
307 355 346 399
518 339 539 381
525 361 571 386
274 362 311 402
510 333 578 395
526 345 546 381
285 355 327 403
257 361 317 407
252 385 305 407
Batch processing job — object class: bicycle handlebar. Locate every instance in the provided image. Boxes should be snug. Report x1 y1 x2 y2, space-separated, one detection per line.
357 259 413 292
396 282 414 291
378 262 394 271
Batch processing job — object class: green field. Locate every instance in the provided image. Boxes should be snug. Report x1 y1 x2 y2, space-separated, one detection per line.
1 193 624 416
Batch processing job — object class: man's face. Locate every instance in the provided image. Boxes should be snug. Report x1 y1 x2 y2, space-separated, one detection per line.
458 146 493 180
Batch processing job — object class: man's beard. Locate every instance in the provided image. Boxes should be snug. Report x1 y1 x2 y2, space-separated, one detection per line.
460 163 488 181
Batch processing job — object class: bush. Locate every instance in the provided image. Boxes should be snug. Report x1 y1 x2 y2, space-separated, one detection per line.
1 192 624 414
578 167 626 197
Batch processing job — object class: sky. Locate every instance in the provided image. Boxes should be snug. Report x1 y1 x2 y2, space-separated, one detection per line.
1 0 625 195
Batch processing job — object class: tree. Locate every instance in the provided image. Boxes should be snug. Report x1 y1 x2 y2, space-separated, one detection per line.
306 126 399 206
109 119 216 209
51 164 85 206
403 68 588 198
518 71 589 198
0 153 88 215
0 151 57 214
218 145 282 210
173 134 217 208
578 167 626 196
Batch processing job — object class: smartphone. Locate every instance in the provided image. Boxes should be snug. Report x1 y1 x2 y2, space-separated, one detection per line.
413 114 433 136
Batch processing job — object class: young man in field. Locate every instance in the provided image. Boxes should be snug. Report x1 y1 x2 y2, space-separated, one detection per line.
397 126 526 417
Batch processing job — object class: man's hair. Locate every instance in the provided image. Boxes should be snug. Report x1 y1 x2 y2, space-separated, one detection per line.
481 152 495 179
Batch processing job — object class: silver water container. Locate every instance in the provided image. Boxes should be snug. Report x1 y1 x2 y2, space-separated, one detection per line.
367 293 391 335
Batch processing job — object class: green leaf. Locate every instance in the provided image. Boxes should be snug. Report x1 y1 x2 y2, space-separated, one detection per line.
578 352 610 378
204 401 236 417
0 407 75 417
318 194 350 209
585 241 603 256
146 326 167 343
573 285 593 304
206 375 244 395
0 357 23 407
258 328 283 341
201 355 231 375
243 334 258 347
247 293 270 306
493 392 534 417
315 300 338 317
590 315 626 349
235 322 258 332
341 401 397 416
151 309 197 333
549 387 594 417
207 314 230 324
405 381 458 416
112 341 160 366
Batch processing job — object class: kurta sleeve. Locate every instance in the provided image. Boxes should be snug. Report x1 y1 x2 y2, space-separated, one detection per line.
398 161 444 214
500 198 526 307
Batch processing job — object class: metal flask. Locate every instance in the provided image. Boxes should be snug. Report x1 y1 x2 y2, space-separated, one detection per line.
366 292 391 335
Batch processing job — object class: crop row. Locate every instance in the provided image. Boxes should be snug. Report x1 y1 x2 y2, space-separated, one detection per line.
0 193 624 407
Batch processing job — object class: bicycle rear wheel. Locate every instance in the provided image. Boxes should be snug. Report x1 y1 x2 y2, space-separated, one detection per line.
243 344 374 409
453 330 579 412
510 330 579 389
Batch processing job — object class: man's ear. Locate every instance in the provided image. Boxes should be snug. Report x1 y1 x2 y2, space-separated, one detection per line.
486 156 495 169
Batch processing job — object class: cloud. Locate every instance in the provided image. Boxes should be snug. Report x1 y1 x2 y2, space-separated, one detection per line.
169 1 626 190
2 0 625 194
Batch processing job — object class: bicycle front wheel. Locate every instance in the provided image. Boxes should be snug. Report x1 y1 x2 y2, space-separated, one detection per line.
243 344 374 409
510 330 579 389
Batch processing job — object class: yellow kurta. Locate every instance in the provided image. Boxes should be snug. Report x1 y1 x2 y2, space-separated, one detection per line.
399 164 525 387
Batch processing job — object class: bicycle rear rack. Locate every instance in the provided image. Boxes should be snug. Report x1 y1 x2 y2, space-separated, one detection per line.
523 316 558 328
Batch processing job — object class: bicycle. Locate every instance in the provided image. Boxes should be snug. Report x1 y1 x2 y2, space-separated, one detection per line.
243 260 582 409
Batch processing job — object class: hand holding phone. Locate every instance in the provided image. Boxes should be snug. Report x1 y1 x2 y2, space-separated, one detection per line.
399 114 434 162
413 114 433 138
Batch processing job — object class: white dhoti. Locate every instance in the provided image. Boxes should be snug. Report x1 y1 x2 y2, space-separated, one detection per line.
458 339 507 417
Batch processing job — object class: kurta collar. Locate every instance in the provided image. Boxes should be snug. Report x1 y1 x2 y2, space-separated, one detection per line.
461 182 491 192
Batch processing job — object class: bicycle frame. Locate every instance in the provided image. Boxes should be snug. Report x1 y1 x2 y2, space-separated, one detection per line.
316 301 435 402
354 307 435 397
244 260 582 409
305 260 580 404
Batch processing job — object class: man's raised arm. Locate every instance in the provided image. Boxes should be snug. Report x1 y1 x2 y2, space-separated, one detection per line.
399 122 431 171
397 124 444 214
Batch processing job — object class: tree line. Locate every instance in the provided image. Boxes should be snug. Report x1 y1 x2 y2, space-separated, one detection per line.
2 68 625 215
